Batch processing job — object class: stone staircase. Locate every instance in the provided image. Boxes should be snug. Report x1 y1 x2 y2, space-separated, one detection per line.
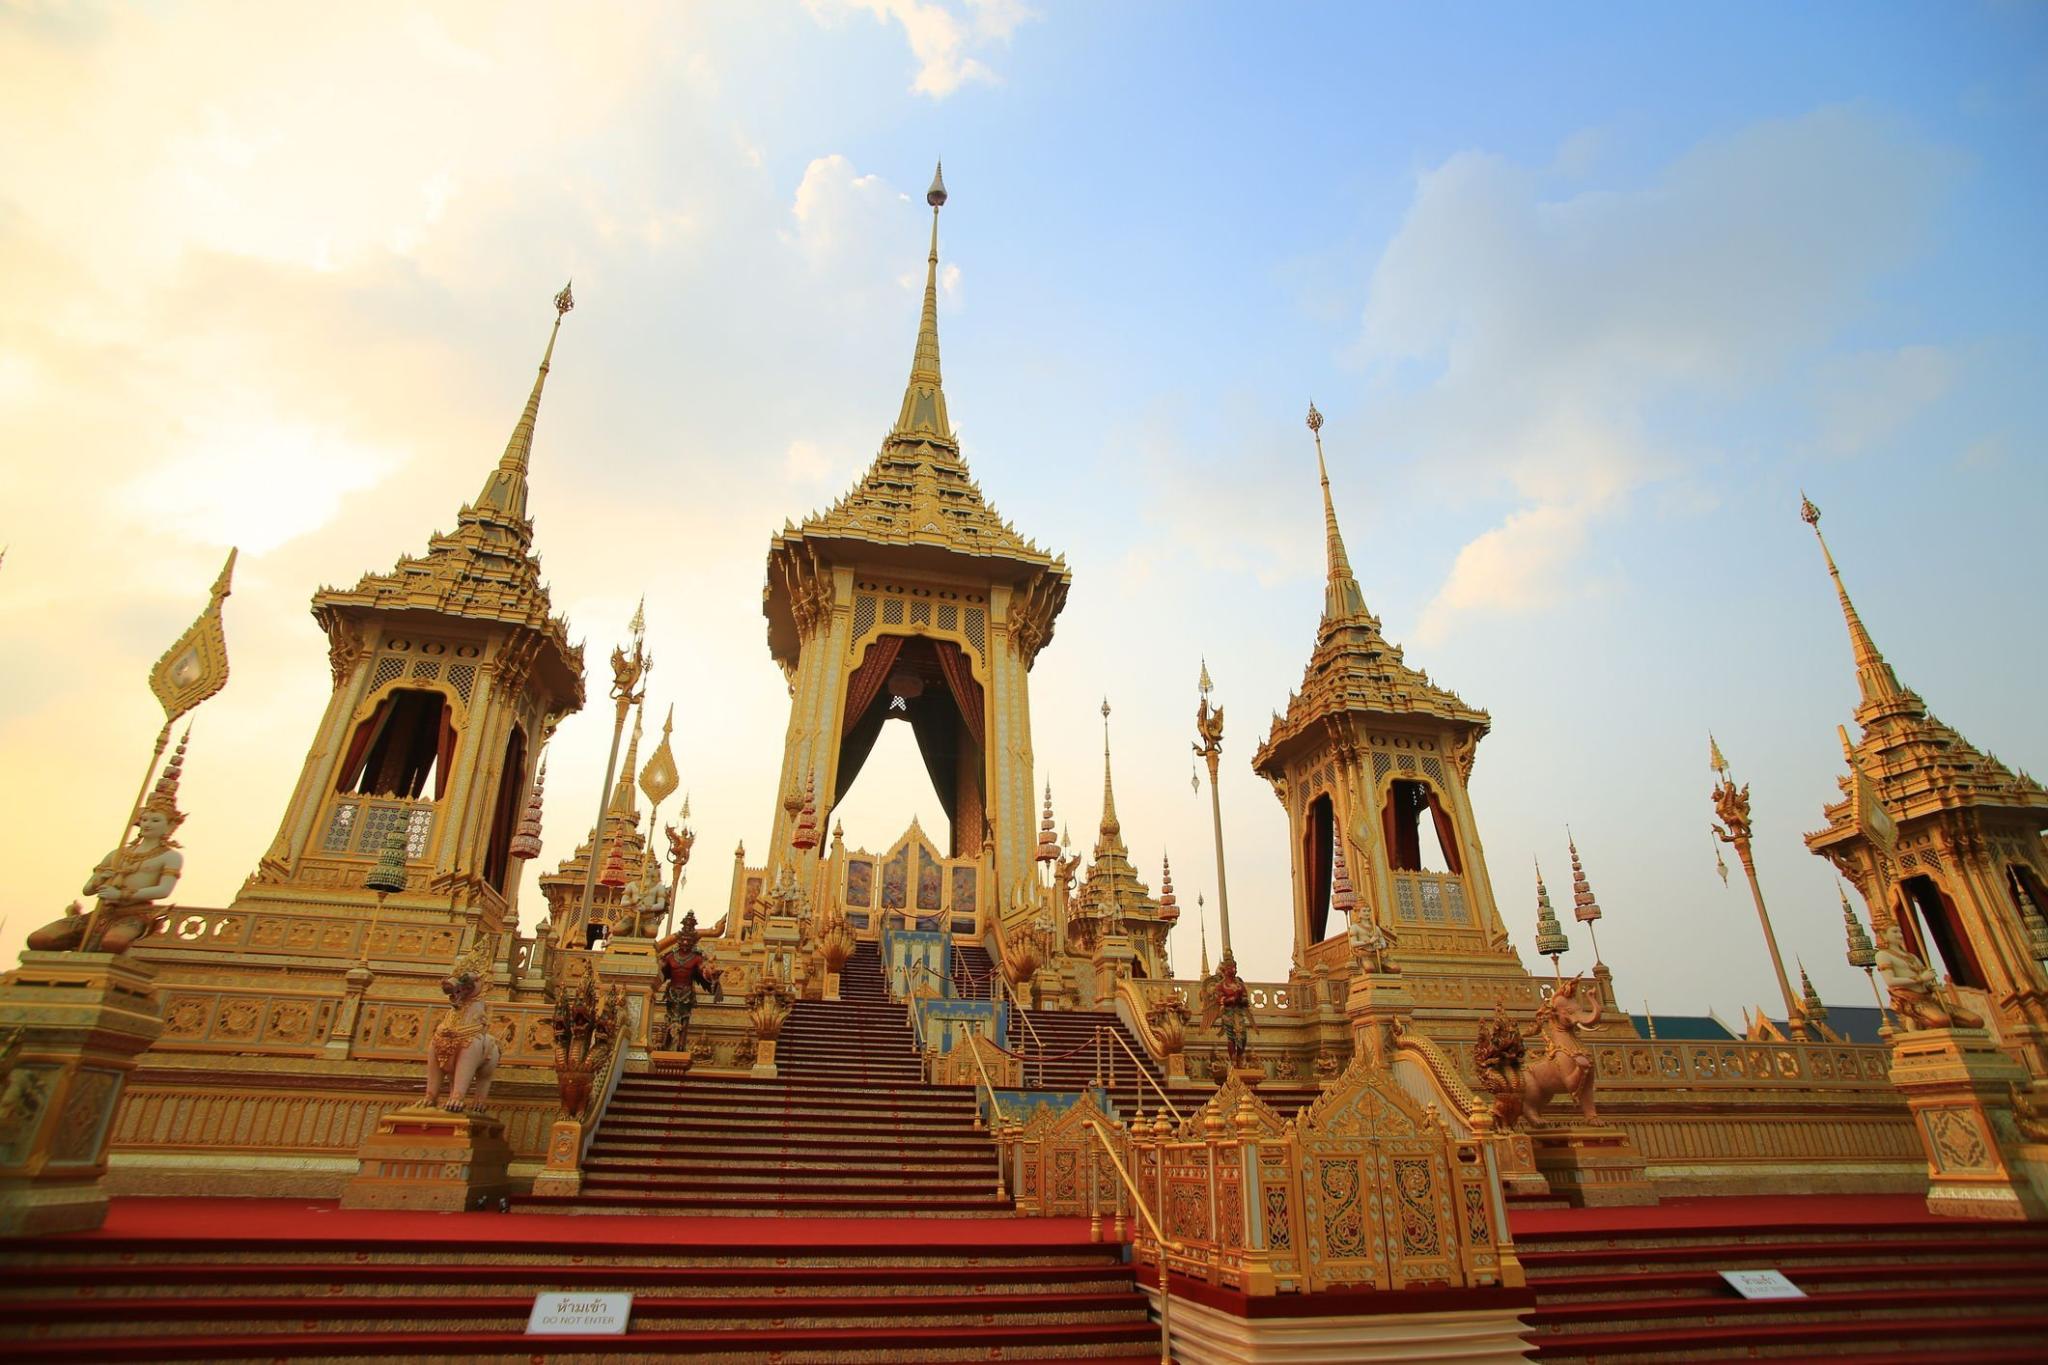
1519 1202 2048 1361
0 1209 1162 1361
516 942 1011 1217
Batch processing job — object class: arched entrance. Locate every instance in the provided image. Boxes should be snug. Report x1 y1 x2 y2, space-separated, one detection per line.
835 635 986 859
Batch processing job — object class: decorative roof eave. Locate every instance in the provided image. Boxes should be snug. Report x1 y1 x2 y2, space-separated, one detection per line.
1251 648 1491 779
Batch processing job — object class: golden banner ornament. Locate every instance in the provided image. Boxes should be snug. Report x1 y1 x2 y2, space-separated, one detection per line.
639 704 680 809
149 548 236 723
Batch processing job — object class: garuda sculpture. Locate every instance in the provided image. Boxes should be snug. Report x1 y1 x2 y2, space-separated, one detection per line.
423 935 503 1113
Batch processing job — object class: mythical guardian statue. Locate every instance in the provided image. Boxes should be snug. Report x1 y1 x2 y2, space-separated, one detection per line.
653 911 724 1053
423 935 503 1113
1875 923 1983 1031
1478 978 1604 1126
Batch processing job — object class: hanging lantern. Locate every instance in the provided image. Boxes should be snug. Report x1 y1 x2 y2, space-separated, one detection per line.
1533 858 1569 963
365 822 410 896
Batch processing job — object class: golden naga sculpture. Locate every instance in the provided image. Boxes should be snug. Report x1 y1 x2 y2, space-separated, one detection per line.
1875 923 1984 1031
1478 979 1604 1126
29 733 191 956
549 975 624 1120
423 936 503 1112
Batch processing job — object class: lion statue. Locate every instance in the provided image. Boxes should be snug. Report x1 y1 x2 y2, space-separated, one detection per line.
424 936 503 1113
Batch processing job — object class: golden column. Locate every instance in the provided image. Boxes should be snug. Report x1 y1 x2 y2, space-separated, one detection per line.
562 602 649 951
1193 660 1233 959
1709 735 1803 1032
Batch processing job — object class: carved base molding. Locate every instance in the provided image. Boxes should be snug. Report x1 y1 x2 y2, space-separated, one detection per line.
1530 1124 1657 1207
1888 1027 2047 1221
648 1049 696 1074
1145 1282 1532 1365
340 1104 512 1211
0 952 165 1236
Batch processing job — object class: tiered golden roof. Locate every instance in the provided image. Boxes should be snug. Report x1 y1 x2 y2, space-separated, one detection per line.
763 166 1068 670
1254 405 1487 776
1801 496 2048 851
312 287 584 709
1074 701 1162 928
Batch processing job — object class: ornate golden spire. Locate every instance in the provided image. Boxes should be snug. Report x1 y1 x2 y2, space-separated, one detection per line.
1098 697 1120 845
891 163 951 441
1800 494 1904 710
476 283 574 520
1307 402 1370 625
609 697 645 816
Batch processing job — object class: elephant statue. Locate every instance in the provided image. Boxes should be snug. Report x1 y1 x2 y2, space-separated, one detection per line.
423 966 503 1113
1522 975 1603 1123
1475 977 1604 1128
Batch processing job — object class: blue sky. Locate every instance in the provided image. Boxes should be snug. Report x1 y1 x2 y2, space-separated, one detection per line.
1 2 2043 1018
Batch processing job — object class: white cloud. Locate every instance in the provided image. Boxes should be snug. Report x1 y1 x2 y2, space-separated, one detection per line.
805 0 1036 97
1360 107 1956 640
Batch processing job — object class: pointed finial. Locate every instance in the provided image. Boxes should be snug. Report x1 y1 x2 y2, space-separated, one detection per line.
1199 892 1212 978
1098 697 1121 842
475 286 574 518
1305 401 1368 624
892 162 952 439
927 160 947 208
630 595 646 641
1799 492 1905 708
1199 657 1213 697
1710 732 1729 777
1037 781 1059 863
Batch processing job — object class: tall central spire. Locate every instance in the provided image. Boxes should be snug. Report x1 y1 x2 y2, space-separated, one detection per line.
891 162 952 441
476 282 574 520
1098 696 1121 845
1799 494 1905 710
1307 402 1370 625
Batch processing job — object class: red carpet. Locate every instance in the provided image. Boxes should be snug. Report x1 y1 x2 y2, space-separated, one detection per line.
53 1195 1096 1250
1513 1192 2048 1361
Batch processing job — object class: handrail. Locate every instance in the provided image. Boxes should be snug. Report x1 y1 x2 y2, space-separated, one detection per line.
1086 1120 1177 1365
965 1033 1010 1200
576 996 634 1166
894 960 951 1000
1104 1025 1183 1123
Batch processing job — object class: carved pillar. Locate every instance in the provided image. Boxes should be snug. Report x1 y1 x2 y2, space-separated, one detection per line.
0 953 165 1235
1889 1026 2048 1220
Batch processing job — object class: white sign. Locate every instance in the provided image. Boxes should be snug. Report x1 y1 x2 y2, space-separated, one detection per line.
527 1291 633 1335
1720 1269 1805 1300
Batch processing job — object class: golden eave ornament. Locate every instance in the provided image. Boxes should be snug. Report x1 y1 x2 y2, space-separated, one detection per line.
150 548 237 724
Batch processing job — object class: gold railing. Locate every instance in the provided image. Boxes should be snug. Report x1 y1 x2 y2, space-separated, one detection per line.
1103 1024 1183 1123
1087 1119 1175 1365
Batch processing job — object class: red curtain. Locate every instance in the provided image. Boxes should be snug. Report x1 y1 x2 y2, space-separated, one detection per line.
335 701 389 793
1425 790 1464 875
842 635 904 735
931 639 984 749
434 708 458 801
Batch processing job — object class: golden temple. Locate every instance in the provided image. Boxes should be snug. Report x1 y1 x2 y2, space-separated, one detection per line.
2 166 2046 1363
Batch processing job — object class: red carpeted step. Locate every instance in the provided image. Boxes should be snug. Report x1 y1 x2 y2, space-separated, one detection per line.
4 1320 1166 1362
